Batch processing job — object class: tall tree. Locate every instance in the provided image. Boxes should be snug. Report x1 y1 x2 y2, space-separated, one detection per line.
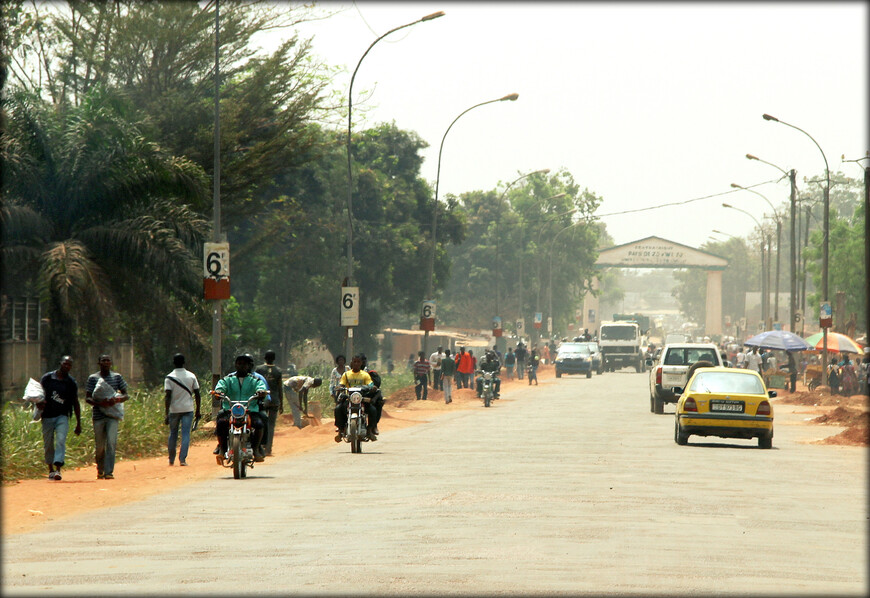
1 87 209 374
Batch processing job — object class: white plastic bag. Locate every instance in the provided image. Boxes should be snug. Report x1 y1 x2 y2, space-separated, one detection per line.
92 377 116 400
92 377 124 419
23 378 45 403
23 378 45 422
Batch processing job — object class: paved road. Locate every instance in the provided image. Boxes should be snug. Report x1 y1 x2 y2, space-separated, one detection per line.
3 371 867 595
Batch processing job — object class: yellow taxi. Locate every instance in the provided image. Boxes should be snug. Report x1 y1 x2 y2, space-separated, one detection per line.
673 366 775 449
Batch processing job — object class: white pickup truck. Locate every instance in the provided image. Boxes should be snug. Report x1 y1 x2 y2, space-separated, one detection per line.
648 343 725 414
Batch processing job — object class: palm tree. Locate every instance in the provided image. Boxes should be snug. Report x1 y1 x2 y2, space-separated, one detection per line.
1 86 210 372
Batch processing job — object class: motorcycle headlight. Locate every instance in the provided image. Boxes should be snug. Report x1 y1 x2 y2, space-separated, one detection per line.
230 403 246 418
350 391 362 405
484 372 492 380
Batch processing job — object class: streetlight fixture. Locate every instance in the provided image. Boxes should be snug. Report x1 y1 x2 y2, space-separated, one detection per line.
422 92 519 356
746 153 798 334
723 202 768 328
547 219 586 340
841 153 870 348
711 229 737 239
517 192 567 346
344 10 445 358
762 113 831 372
495 169 550 320
730 183 782 325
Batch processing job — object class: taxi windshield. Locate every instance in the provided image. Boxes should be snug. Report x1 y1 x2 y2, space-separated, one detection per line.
690 372 765 394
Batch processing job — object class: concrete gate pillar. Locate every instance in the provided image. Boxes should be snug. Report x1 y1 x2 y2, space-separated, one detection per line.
705 270 723 336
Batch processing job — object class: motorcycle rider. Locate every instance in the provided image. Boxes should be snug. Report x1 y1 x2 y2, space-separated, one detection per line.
214 354 268 462
359 354 384 436
475 350 502 399
334 354 378 443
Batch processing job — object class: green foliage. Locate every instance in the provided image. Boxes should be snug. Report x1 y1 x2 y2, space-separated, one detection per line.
441 169 603 336
0 385 214 482
672 238 758 326
1 86 210 378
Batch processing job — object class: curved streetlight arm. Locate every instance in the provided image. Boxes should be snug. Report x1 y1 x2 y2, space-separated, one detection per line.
746 153 789 178
722 202 762 231
762 114 830 182
433 93 519 207
344 10 444 357
730 183 779 221
425 92 519 300
347 11 445 266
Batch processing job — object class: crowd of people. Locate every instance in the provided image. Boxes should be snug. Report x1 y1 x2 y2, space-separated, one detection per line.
723 344 870 396
31 350 324 481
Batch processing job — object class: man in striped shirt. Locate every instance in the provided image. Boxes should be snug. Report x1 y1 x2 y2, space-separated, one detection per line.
413 351 430 400
85 355 129 480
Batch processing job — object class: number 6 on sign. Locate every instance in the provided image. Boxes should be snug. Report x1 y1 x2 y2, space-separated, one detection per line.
203 242 230 299
341 287 359 327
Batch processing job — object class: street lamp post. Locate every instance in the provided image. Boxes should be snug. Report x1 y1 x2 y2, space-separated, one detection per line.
547 220 586 340
841 153 870 349
495 169 550 321
422 92 519 356
517 192 567 347
723 203 768 329
345 11 444 358
746 154 798 333
762 113 831 377
730 183 782 325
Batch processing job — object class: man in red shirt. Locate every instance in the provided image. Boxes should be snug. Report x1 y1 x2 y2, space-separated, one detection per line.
455 347 474 389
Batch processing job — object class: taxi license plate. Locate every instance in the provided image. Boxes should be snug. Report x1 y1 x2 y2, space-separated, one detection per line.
711 401 744 413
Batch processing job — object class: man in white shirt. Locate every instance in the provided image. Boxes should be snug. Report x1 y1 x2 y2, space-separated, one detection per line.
429 346 445 391
164 353 201 466
735 348 746 368
746 347 763 374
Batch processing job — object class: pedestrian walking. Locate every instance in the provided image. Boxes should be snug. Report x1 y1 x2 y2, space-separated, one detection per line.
455 347 474 388
413 351 431 400
255 350 283 456
528 349 540 385
329 354 350 399
441 349 455 404
503 347 516 380
515 342 528 380
85 354 129 480
746 347 762 374
38 356 82 481
164 353 201 466
429 346 445 390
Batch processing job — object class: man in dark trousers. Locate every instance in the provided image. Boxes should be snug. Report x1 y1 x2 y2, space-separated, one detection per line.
256 350 284 457
514 342 528 380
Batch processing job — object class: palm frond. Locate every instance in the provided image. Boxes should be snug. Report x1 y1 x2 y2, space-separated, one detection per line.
40 240 114 320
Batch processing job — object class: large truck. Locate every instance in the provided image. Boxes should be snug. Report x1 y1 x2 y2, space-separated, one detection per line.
598 320 645 373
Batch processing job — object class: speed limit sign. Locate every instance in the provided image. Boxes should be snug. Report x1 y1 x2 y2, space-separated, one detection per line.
420 300 436 331
203 242 230 299
341 287 359 326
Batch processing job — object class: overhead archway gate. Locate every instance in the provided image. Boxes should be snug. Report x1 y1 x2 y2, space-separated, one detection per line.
583 236 728 336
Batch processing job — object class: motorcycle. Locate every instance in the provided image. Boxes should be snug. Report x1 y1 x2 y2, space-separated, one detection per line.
212 391 257 479
477 370 497 407
336 386 373 453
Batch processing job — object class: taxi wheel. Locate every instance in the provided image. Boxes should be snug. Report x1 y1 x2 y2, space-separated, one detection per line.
674 419 689 445
758 431 773 449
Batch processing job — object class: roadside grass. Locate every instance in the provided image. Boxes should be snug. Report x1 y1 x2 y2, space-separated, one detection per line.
1 385 214 483
2 369 416 483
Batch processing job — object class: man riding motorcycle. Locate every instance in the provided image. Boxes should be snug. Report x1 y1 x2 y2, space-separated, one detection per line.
475 350 502 399
334 355 378 443
214 354 268 462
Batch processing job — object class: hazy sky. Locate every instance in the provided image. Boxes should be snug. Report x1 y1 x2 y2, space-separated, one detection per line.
259 2 867 248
